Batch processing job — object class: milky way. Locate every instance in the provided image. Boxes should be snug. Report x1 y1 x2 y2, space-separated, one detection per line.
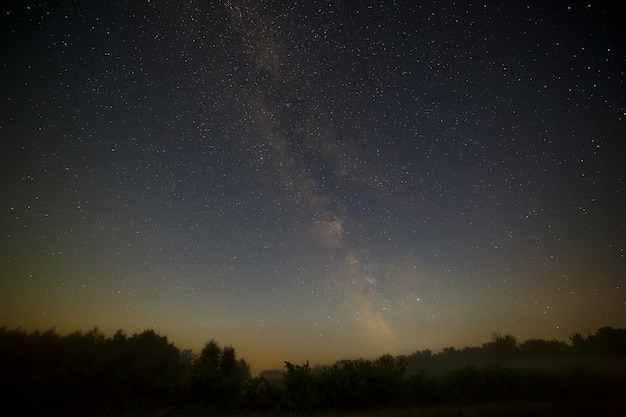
1 1 624 373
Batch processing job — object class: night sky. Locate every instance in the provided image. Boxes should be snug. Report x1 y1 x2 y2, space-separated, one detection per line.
1 0 625 374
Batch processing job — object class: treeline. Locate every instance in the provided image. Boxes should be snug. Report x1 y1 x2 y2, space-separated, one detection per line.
0 327 249 415
404 327 626 373
279 327 626 413
0 326 625 415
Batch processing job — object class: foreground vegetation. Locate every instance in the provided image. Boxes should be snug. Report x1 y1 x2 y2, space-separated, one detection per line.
0 326 624 416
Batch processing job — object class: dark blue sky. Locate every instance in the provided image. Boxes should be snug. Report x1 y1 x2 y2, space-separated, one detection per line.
1 0 624 373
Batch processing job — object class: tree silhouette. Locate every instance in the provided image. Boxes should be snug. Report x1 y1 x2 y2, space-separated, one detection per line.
519 338 569 356
589 326 626 355
191 339 250 408
283 360 317 414
485 332 517 352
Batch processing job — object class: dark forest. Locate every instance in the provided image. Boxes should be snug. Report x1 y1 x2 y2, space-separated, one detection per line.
1 326 625 416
